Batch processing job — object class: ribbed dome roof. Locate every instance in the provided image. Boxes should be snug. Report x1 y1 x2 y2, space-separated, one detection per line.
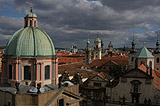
5 27 55 58
95 37 101 43
25 12 37 18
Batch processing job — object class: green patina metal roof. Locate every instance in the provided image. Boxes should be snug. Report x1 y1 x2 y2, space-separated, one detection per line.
135 46 154 58
95 37 101 43
5 27 55 58
25 12 37 18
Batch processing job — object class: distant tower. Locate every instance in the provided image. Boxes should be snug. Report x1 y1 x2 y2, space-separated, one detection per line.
93 35 102 60
108 41 113 57
153 32 160 70
70 44 78 54
134 42 154 69
129 34 137 69
108 41 113 52
85 39 91 64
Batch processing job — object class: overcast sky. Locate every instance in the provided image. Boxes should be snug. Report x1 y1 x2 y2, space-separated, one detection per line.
0 0 160 49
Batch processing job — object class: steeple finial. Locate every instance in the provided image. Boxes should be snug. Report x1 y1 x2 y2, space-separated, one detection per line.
131 33 136 53
157 32 159 41
30 3 33 12
156 31 160 50
143 39 146 46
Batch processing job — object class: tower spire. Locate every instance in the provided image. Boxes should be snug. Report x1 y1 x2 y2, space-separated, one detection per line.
131 33 136 53
30 3 33 12
156 32 160 50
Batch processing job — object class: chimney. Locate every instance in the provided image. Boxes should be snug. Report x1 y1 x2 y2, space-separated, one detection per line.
146 65 149 74
150 67 152 77
58 76 62 89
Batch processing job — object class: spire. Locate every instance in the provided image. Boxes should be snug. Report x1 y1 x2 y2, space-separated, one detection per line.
97 32 99 38
30 3 33 12
156 32 160 49
87 38 90 47
154 31 160 53
131 33 136 53
143 39 146 46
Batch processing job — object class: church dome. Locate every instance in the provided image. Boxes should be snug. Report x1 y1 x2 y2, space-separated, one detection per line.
4 27 55 58
94 37 101 43
25 12 37 18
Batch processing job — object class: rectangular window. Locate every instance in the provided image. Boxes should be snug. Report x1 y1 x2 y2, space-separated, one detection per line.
24 66 31 80
94 83 101 87
45 65 50 80
9 65 12 79
34 21 36 27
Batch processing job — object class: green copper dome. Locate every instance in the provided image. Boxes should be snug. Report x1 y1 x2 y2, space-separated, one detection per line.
5 27 55 58
25 12 37 18
95 37 101 43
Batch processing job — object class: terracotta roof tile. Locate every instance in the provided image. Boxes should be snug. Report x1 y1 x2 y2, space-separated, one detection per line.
138 64 160 90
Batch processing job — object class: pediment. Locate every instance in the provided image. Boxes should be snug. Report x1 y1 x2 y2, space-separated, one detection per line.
122 68 152 79
91 75 105 81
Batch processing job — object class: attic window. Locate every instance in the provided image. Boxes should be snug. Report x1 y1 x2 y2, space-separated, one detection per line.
94 83 101 87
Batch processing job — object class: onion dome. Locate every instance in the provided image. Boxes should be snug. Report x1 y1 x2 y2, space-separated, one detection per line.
94 37 101 43
85 38 91 51
154 32 160 54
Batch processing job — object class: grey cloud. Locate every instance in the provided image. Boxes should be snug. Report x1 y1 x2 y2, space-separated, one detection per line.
0 0 159 48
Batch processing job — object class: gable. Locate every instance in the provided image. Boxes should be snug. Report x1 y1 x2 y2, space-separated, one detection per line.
90 75 106 82
100 61 117 68
122 68 152 79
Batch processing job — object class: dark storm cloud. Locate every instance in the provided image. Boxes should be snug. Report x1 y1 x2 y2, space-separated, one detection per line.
0 0 159 48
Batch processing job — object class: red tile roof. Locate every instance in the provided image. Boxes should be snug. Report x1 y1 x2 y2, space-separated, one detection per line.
138 64 160 90
89 57 129 69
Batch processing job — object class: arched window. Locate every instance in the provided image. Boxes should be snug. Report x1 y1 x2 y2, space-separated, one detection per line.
45 65 50 80
30 20 32 26
157 58 159 63
34 20 36 27
24 66 31 80
149 61 152 68
9 65 12 79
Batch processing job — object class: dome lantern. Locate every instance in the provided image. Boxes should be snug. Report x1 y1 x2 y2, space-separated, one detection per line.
24 4 38 28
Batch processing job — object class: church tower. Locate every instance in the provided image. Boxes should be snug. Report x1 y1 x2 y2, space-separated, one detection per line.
129 34 137 69
134 42 154 69
108 41 113 57
93 35 102 60
85 38 91 64
153 32 160 70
